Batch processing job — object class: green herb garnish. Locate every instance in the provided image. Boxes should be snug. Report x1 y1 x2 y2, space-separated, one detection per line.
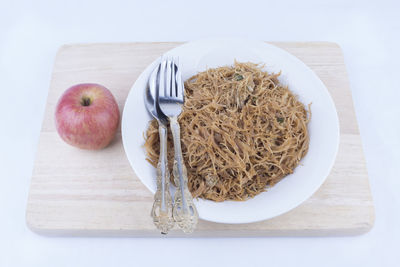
234 74 244 81
277 117 284 123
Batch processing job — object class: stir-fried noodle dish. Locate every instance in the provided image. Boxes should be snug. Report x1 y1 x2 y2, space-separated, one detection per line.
145 62 310 202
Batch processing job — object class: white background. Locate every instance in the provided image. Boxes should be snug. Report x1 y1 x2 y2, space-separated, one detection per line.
0 0 399 266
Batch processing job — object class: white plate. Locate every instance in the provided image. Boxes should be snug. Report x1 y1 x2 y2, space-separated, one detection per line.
121 38 340 224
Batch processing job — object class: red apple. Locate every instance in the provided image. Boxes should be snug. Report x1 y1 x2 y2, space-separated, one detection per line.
55 83 120 150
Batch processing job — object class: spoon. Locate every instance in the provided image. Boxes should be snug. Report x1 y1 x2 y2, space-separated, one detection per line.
144 60 174 234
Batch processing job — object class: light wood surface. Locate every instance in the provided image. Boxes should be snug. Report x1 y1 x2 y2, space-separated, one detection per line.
26 42 374 237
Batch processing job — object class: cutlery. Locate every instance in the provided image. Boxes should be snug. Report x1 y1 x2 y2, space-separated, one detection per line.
144 60 174 234
157 58 199 233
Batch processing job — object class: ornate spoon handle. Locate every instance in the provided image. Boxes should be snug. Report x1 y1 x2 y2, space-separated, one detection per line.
170 116 198 233
151 123 174 234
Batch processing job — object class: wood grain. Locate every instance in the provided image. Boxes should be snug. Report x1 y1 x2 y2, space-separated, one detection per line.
26 42 374 236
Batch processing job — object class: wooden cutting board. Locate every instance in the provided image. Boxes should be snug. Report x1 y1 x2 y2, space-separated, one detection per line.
26 42 374 237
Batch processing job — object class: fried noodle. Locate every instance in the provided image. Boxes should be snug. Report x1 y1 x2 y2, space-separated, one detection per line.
144 62 310 202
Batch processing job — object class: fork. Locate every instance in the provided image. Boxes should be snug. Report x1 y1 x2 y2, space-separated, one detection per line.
158 58 199 233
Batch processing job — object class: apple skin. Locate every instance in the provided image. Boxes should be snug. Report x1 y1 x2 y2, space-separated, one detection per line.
55 83 120 150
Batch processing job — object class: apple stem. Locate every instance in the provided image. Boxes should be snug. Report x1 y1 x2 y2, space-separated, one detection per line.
81 96 92 106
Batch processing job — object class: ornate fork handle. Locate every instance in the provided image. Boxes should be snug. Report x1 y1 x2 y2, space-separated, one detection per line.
151 123 174 234
170 116 198 233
